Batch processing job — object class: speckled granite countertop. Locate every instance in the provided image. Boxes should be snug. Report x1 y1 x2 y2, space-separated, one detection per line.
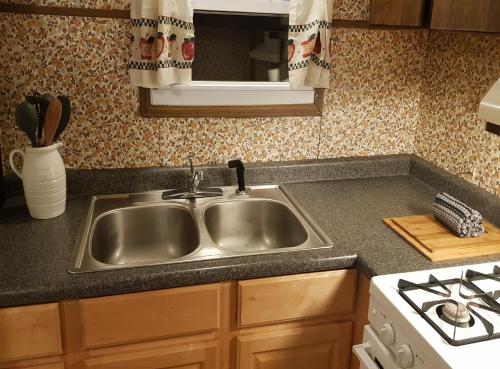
1 155 499 307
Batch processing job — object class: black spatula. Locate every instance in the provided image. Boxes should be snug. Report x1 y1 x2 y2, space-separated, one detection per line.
54 95 71 142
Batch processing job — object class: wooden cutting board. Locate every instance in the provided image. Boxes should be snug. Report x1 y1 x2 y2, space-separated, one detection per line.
383 215 500 262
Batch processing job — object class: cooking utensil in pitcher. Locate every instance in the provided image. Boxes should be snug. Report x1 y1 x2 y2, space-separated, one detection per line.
15 101 38 147
40 94 54 142
54 95 71 141
41 93 54 120
44 98 62 146
41 93 54 105
25 92 44 144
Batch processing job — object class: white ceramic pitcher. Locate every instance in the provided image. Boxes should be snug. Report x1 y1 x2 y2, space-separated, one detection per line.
9 143 66 219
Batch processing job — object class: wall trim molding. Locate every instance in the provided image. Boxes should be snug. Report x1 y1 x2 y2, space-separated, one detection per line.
0 4 423 30
0 4 130 19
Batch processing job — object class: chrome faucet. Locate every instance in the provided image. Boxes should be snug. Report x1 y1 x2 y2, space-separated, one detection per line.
162 154 222 200
187 154 204 193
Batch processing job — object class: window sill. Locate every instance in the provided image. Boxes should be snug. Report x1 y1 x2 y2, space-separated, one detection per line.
139 83 324 118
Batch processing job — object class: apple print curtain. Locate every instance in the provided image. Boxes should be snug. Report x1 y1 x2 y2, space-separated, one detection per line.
288 0 334 89
129 0 195 88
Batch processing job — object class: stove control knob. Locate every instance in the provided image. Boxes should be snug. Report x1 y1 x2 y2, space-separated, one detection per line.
379 324 395 345
396 344 413 368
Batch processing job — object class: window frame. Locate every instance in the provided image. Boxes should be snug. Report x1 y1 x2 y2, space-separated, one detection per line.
139 0 325 118
139 87 324 118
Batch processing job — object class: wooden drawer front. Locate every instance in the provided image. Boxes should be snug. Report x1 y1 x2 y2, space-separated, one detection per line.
79 284 221 349
83 342 217 369
238 270 357 327
237 322 352 369
0 303 62 362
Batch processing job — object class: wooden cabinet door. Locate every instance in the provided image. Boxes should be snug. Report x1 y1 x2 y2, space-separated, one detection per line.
83 342 217 369
0 303 62 362
431 0 500 32
369 0 427 26
237 322 352 369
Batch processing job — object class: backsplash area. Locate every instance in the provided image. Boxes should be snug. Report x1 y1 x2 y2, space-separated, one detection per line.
0 1 498 195
416 31 500 196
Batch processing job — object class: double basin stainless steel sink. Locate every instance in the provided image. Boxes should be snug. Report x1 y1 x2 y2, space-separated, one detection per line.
69 185 332 273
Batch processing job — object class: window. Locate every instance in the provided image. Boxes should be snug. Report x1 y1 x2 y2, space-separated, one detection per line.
140 0 324 118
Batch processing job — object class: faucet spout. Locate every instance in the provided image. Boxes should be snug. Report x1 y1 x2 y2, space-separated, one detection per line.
161 154 222 200
228 159 246 194
189 169 204 193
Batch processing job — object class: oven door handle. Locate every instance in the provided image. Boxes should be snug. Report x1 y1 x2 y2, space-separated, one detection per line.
353 342 380 369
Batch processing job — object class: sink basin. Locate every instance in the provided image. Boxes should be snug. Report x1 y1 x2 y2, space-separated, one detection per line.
204 200 307 251
91 206 198 265
69 185 332 273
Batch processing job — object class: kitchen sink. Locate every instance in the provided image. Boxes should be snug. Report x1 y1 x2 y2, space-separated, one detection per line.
91 206 199 265
69 185 332 273
204 200 308 251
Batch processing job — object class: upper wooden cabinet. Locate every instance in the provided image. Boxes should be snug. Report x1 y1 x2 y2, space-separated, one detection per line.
369 0 427 27
431 0 500 33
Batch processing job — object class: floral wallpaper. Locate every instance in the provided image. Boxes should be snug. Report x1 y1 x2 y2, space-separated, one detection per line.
0 14 421 171
320 28 425 158
0 1 498 196
416 31 500 195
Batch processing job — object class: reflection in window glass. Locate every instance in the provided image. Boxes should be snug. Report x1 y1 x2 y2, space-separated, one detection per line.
192 12 289 82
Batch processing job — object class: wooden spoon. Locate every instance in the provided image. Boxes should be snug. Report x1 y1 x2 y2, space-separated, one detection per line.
43 98 62 146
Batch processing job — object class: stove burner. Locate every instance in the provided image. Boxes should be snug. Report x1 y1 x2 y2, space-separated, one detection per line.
437 303 474 328
398 264 500 346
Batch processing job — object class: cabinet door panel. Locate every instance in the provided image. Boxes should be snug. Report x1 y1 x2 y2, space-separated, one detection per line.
237 322 352 369
0 303 62 362
370 0 426 26
83 342 217 369
431 0 500 32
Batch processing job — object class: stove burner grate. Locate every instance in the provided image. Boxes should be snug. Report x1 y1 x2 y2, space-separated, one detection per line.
398 266 500 346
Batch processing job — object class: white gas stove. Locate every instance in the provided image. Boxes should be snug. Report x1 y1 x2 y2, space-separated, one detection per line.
353 261 500 369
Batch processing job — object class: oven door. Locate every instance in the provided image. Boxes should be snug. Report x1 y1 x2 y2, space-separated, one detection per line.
353 325 402 369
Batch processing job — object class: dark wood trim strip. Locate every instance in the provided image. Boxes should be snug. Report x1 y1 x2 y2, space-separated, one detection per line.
332 20 371 29
139 87 324 118
485 122 500 136
0 4 129 19
1 5 424 29
332 19 424 30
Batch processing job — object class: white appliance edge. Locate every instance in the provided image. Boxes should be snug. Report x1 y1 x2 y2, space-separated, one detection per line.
354 261 500 369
